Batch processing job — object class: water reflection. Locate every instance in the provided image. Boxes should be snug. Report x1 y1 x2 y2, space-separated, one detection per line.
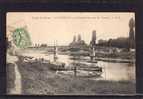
98 61 135 81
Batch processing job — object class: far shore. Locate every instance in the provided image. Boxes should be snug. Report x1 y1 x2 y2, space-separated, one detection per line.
21 48 135 63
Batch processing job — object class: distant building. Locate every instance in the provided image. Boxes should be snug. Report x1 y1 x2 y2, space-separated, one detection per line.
69 34 88 51
90 30 96 48
73 35 76 43
77 34 81 42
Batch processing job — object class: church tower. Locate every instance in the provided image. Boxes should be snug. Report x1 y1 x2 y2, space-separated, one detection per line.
90 30 96 48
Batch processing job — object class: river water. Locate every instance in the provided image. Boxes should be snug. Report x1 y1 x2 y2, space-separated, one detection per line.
22 51 135 81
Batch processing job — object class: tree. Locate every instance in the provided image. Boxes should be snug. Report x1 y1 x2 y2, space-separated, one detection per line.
128 18 135 49
40 44 47 47
98 37 129 48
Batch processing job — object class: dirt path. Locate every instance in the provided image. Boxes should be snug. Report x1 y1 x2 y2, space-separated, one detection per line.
11 63 22 94
7 54 22 94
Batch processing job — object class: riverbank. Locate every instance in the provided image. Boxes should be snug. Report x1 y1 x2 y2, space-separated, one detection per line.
15 56 135 95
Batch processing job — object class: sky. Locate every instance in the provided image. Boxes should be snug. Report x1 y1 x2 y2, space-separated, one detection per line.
7 12 135 46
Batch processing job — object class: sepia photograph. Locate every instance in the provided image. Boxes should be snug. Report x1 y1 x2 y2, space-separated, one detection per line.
6 12 135 95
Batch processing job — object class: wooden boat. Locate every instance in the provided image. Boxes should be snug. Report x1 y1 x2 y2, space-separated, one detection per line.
48 61 66 70
56 69 102 77
87 60 98 63
72 62 102 72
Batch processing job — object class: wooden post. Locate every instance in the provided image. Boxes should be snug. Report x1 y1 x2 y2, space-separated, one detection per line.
74 65 77 77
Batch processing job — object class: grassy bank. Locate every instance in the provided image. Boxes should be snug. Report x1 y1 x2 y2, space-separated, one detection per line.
16 56 135 95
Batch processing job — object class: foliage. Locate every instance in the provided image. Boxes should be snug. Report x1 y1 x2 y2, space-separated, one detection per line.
98 37 135 48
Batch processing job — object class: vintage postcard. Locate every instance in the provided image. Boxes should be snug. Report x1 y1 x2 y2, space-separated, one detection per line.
6 12 135 95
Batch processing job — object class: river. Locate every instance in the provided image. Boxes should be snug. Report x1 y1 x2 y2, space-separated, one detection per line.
22 50 135 81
